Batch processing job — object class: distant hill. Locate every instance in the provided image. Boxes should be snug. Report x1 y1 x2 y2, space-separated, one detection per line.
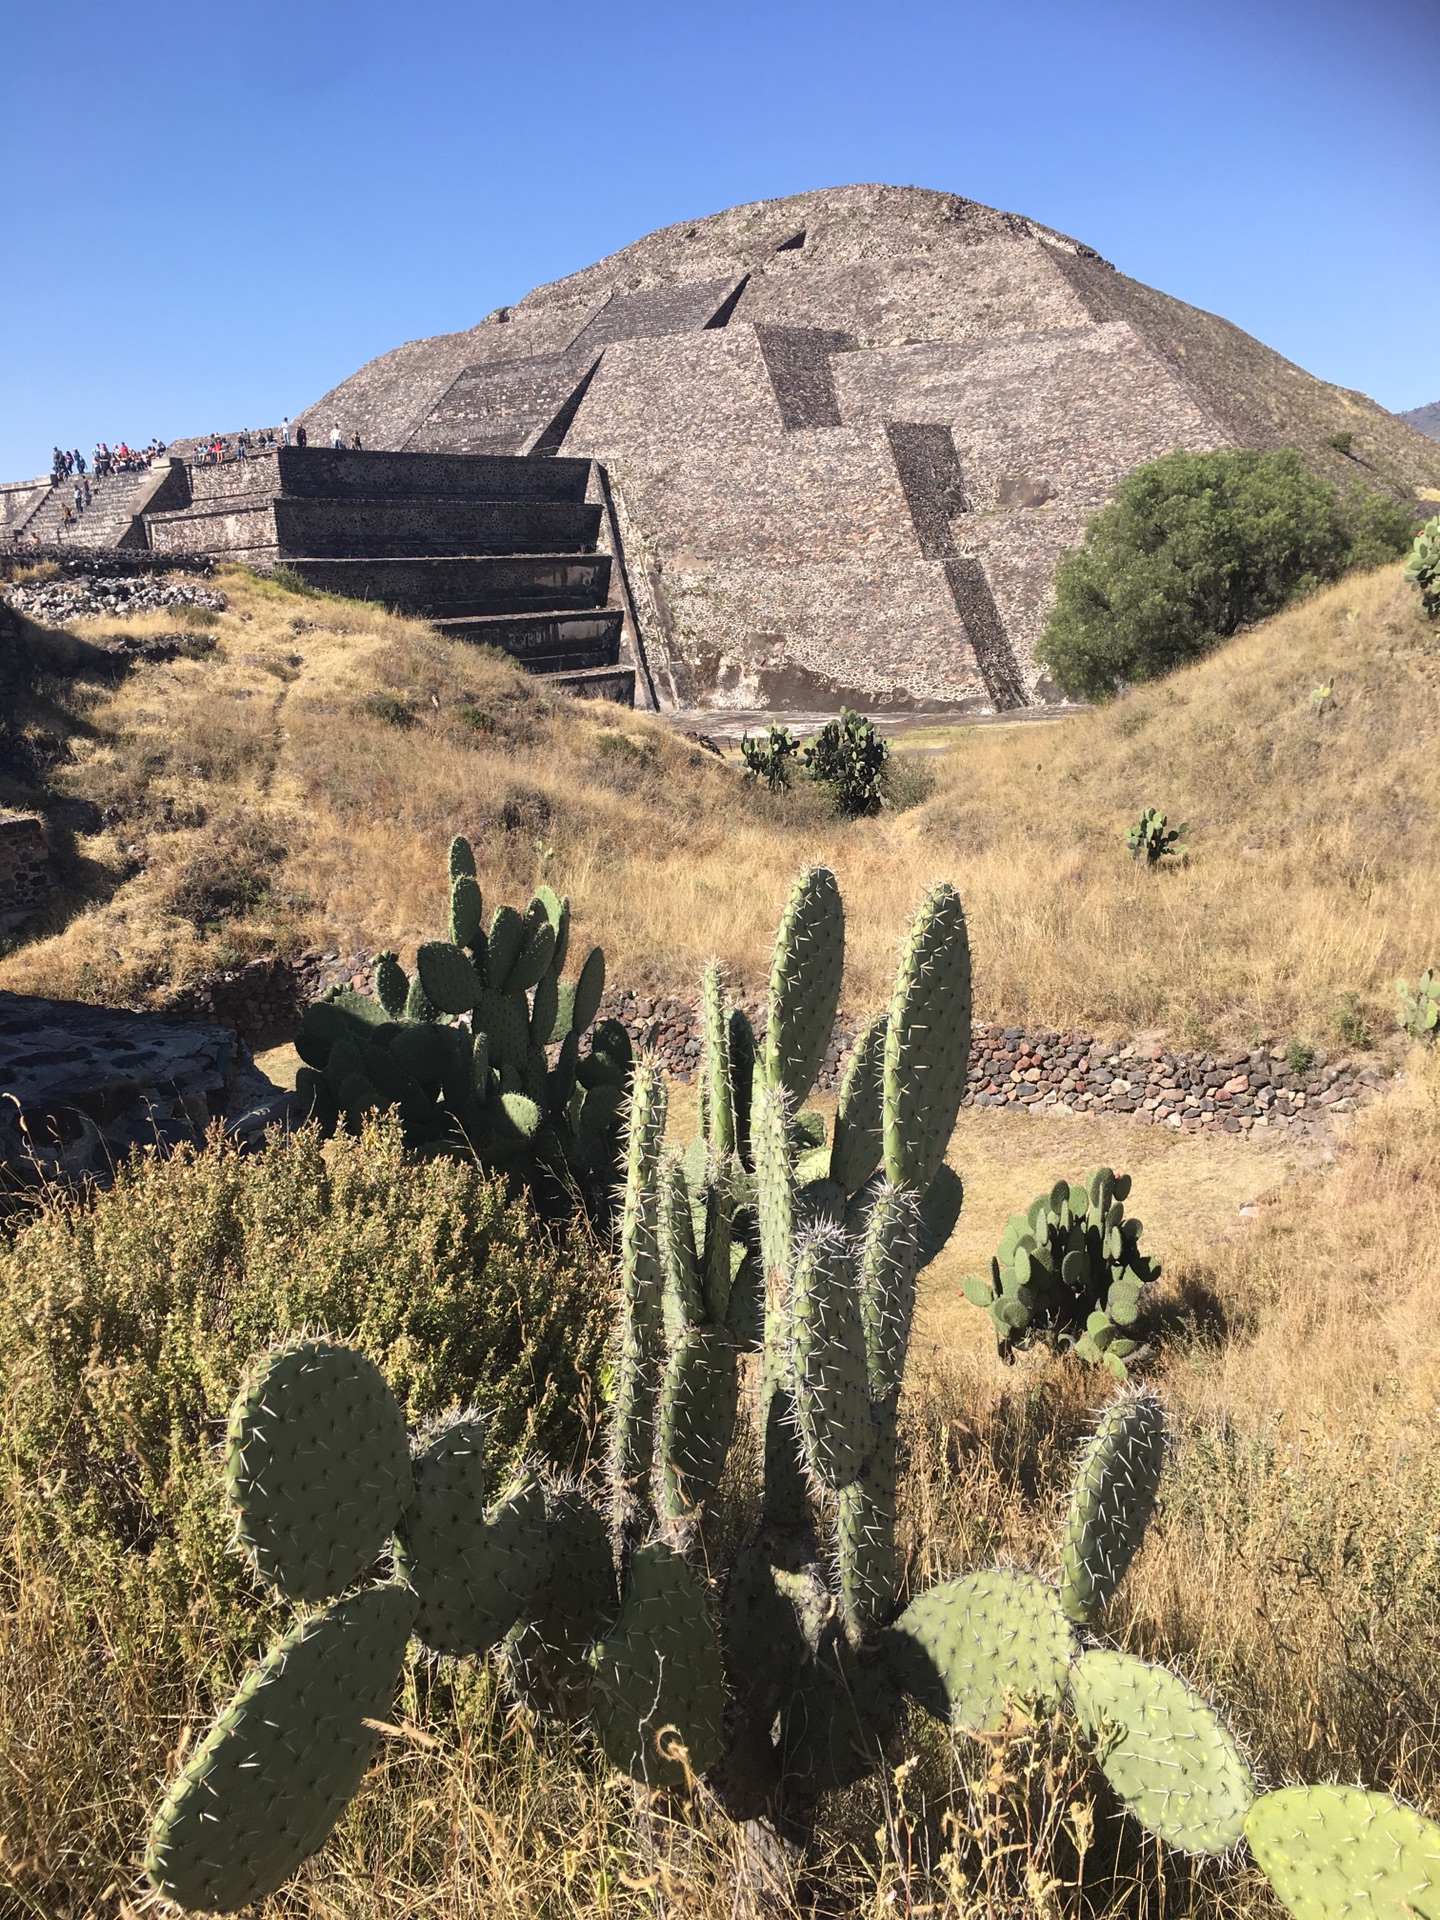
1400 401 1440 444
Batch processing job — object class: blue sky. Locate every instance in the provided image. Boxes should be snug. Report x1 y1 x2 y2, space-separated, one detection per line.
1 0 1435 480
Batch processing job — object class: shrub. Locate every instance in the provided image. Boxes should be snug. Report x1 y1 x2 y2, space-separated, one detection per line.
739 721 801 791
360 692 414 728
1125 807 1186 865
0 1119 605 1608
1037 448 1415 698
1406 516 1440 620
960 1167 1161 1377
878 750 936 812
1285 1038 1316 1072
1398 969 1440 1042
803 706 889 816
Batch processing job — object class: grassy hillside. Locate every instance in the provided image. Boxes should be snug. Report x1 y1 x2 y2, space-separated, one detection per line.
3 558 1437 1055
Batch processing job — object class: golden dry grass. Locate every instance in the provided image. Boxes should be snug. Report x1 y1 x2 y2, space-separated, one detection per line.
4 560 1437 1057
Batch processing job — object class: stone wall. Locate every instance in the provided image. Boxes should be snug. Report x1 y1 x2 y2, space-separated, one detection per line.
0 811 53 931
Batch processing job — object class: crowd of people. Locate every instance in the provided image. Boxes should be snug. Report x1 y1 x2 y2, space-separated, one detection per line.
35 417 369 540
51 440 168 483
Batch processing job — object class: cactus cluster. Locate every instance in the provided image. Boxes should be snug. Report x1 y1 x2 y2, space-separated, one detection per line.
961 1168 1161 1377
1406 514 1440 620
1126 807 1187 865
1398 968 1440 1043
144 863 1440 1920
293 836 626 1202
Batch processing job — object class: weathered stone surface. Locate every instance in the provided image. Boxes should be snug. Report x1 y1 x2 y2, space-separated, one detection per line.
0 812 54 933
296 184 1440 713
0 992 239 1182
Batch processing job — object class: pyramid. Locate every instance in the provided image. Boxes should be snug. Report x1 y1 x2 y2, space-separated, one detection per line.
299 185 1440 713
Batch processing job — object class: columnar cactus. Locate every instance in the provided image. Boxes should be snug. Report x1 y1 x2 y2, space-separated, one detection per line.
292 836 625 1207
142 864 1440 1918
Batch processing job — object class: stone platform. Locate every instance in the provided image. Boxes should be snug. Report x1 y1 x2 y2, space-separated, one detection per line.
142 447 640 704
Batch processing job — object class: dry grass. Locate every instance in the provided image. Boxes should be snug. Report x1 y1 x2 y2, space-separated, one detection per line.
4 561 1437 1053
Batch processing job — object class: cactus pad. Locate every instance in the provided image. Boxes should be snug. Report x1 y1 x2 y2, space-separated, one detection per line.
450 873 483 948
590 1541 725 1788
1245 1786 1440 1920
415 939 481 1015
791 1225 874 1490
837 1417 898 1638
501 1484 616 1720
395 1427 554 1656
144 1583 416 1912
373 951 409 1019
858 1182 921 1399
572 945 606 1035
763 865 845 1106
475 986 530 1071
783 1630 902 1789
883 882 972 1193
1059 1391 1166 1623
658 1324 738 1520
225 1338 411 1603
448 833 477 880
1070 1649 1255 1854
752 1077 796 1285
830 1010 887 1196
886 1570 1074 1731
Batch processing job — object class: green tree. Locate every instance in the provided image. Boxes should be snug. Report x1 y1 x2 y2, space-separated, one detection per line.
1037 447 1415 700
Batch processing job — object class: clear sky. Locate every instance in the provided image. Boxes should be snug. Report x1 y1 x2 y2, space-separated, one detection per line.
1 0 1435 480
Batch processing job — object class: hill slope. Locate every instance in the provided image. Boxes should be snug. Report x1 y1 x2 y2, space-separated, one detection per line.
2 557 1437 1053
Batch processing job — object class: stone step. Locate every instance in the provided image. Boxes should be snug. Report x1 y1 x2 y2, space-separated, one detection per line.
283 552 613 614
542 664 636 703
16 467 165 551
186 446 594 505
433 608 622 669
148 494 603 561
273 494 601 558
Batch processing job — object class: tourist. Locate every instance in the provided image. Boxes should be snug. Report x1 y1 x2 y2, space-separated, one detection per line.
351 430 363 449
73 449 86 476
330 423 343 450
82 477 91 507
72 483 83 517
295 424 308 447
281 416 290 446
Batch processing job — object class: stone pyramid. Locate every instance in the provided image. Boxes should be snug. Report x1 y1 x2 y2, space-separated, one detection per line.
300 185 1440 712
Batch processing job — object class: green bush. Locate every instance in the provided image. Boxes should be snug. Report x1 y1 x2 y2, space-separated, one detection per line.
1037 448 1415 699
0 1119 606 1624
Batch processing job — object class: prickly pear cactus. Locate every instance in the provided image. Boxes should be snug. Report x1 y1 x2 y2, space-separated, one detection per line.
157 866 1303 1914
1070 1649 1255 1854
1246 1786 1440 1920
1058 1390 1165 1623
144 1584 417 1911
1406 514 1440 620
292 833 624 1215
225 1337 411 1603
961 1165 1161 1376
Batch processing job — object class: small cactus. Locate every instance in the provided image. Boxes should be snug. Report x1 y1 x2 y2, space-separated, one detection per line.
1398 968 1440 1043
1405 514 1440 620
1126 807 1187 864
960 1166 1161 1377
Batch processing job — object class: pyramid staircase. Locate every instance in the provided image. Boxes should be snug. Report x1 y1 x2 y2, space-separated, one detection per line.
13 463 184 551
143 448 640 702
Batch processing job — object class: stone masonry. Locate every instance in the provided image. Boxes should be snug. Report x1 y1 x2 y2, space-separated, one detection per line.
299 184 1440 714
0 812 54 933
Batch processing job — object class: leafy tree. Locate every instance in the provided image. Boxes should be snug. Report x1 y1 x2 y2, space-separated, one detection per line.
1037 448 1415 699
